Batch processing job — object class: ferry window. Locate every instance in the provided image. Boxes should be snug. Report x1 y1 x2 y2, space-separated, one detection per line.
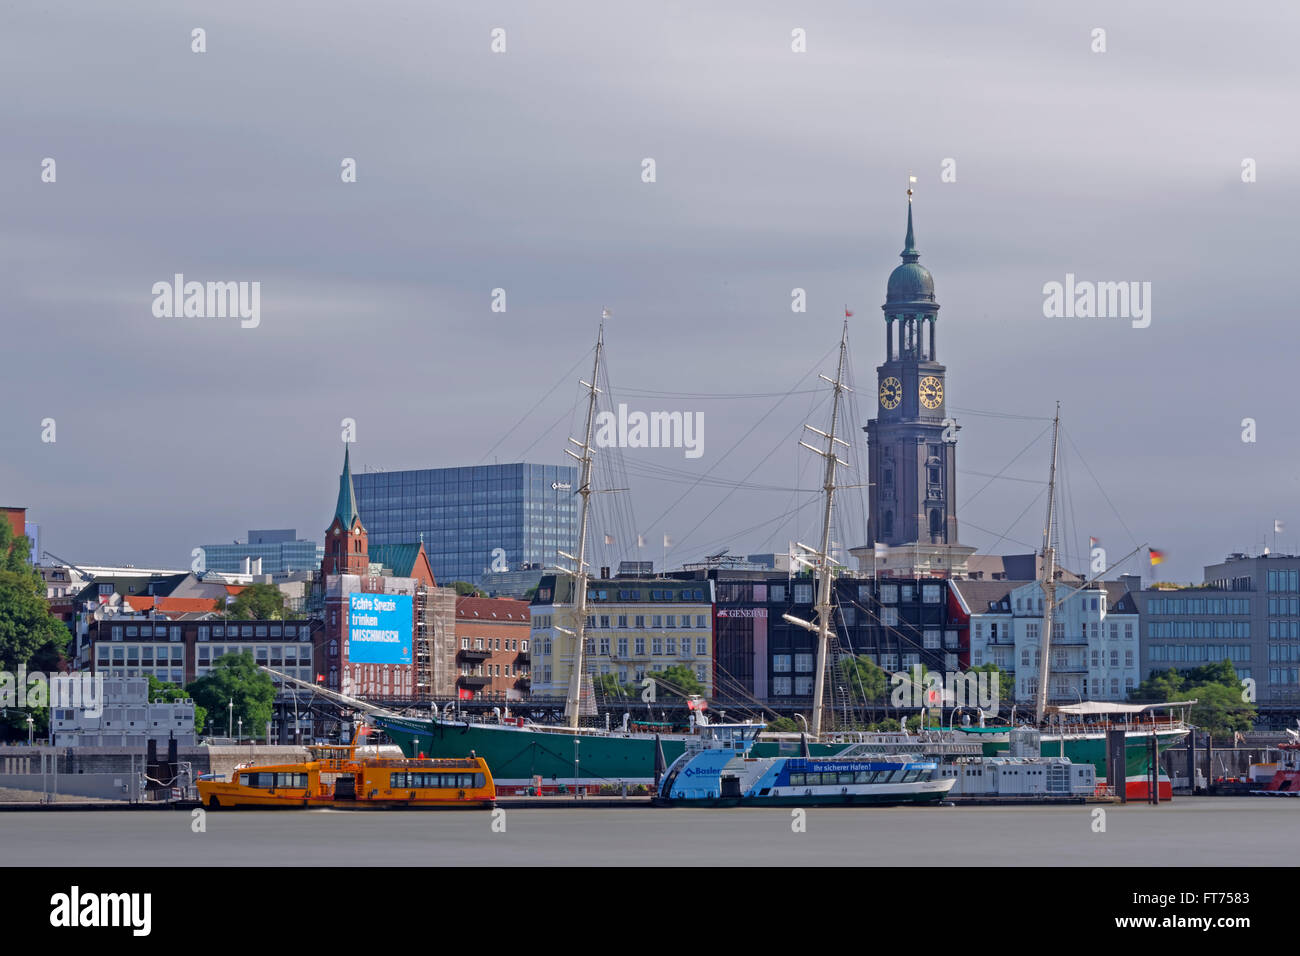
789 773 805 786
838 772 856 785
854 771 872 783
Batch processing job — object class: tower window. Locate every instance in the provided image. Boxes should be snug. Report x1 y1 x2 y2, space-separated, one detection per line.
883 469 893 487
929 467 941 484
929 509 943 536
883 511 894 537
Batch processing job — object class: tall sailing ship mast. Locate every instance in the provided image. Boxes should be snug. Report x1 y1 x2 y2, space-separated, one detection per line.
560 316 605 729
1033 402 1061 725
783 321 852 739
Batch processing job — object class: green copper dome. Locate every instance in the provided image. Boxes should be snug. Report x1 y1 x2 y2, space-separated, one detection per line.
885 202 936 305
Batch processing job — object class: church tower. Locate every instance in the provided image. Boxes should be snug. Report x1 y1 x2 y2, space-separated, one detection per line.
858 195 974 577
323 445 370 577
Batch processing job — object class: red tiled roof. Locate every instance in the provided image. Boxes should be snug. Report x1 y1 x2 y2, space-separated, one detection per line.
119 596 222 615
455 596 531 622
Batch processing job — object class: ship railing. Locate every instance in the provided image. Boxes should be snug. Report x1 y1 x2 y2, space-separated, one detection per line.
1051 717 1187 738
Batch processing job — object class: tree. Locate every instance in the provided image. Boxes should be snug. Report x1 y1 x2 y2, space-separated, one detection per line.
1129 659 1255 738
224 582 296 620
593 673 637 698
451 581 483 597
967 662 1014 710
645 664 705 698
0 521 70 740
765 716 801 733
148 674 208 734
837 654 887 704
186 652 275 740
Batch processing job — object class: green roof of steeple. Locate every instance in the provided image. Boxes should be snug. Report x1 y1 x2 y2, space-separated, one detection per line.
334 445 362 529
901 200 919 262
886 197 936 306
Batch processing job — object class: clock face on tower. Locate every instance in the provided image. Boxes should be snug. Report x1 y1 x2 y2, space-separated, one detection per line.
919 376 944 409
879 376 902 410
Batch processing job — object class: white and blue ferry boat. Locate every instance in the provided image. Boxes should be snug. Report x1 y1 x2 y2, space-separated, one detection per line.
656 722 955 807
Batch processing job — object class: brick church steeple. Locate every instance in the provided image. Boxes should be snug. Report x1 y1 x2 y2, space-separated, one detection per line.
854 193 975 577
323 445 369 576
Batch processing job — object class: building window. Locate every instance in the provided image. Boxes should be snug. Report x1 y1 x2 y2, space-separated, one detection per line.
773 655 792 673
617 637 628 657
634 637 645 656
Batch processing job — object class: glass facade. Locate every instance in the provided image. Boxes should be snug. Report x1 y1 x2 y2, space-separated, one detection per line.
353 463 578 587
199 539 324 574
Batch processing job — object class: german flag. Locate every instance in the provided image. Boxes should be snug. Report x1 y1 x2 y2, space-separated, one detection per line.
1149 548 1166 566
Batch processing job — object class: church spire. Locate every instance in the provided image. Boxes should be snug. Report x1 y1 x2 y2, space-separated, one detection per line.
901 192 919 263
335 445 361 529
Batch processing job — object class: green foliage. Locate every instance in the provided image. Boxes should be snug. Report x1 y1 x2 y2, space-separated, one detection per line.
0 521 69 740
224 582 296 620
451 581 483 597
765 716 801 733
186 651 275 739
594 673 637 698
967 662 1014 707
1129 660 1255 737
837 654 887 703
646 664 705 697
148 675 208 734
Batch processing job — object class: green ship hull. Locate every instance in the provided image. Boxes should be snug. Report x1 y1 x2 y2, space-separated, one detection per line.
373 716 1185 787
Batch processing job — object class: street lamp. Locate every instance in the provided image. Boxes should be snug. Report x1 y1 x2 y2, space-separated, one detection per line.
237 717 242 744
228 699 233 739
26 715 34 747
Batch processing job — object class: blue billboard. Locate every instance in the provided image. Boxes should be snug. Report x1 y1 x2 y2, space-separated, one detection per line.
347 593 412 665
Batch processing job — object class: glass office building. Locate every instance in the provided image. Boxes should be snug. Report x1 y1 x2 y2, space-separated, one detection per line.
352 463 578 587
197 530 324 574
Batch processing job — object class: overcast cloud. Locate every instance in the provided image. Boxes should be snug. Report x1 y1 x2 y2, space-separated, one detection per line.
2 1 1297 584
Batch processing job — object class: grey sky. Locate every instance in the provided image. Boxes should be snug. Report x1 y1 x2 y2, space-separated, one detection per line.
2 1 1297 584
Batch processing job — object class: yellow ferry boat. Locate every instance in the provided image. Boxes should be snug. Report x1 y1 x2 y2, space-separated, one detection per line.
198 740 495 810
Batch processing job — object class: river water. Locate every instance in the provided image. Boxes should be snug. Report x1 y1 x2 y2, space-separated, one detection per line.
1 798 1292 866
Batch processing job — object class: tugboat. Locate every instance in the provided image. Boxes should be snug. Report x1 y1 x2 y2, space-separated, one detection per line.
1251 727 1300 797
655 721 955 807
197 733 495 809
